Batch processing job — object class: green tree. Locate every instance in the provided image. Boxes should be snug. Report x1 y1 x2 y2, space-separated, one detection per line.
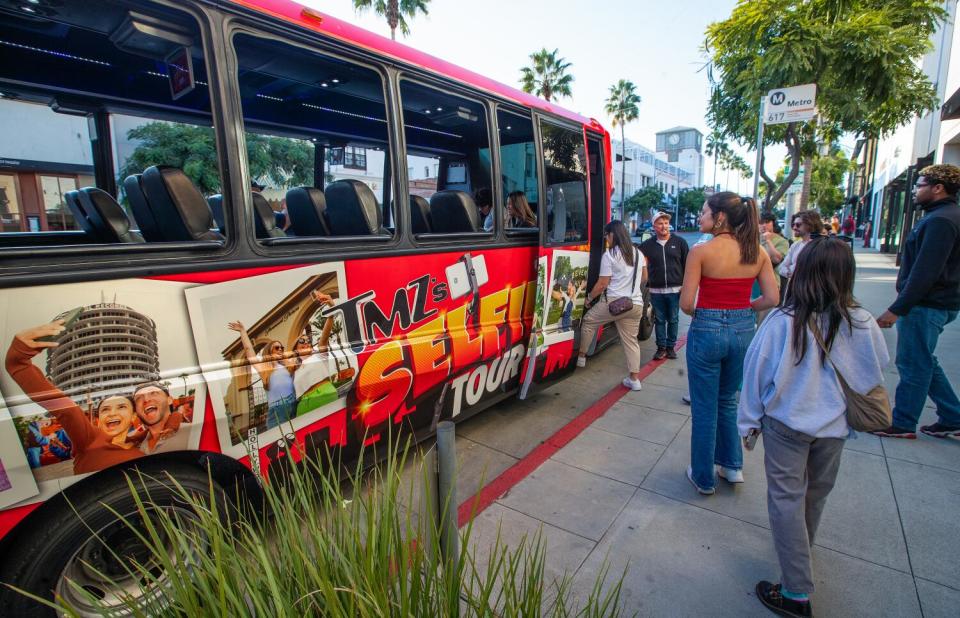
604 79 642 220
520 48 574 102
353 0 430 40
810 144 854 215
678 186 707 227
622 186 664 219
705 0 947 210
120 122 315 195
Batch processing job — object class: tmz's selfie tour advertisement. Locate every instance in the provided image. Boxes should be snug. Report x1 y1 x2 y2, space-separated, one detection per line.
185 250 581 478
0 279 205 507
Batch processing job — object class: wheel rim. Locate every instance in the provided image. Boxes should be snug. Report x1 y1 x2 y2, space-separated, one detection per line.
55 504 202 617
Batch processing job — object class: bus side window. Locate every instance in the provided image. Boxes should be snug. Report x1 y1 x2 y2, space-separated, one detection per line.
497 110 540 233
0 0 225 249
539 122 588 245
232 35 394 242
400 81 492 236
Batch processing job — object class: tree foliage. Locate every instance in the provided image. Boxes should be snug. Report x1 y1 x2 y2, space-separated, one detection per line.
353 0 430 40
623 186 664 218
678 186 708 224
810 144 854 215
520 48 574 102
705 0 947 208
120 122 314 196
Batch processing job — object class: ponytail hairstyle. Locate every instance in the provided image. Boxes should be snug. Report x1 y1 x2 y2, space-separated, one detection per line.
706 191 760 264
781 236 860 365
603 220 635 266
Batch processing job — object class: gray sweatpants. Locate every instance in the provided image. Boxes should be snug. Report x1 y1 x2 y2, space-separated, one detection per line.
761 415 845 594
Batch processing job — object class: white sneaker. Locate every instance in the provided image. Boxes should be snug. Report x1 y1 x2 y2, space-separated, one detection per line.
686 466 715 495
717 466 744 484
682 394 691 405
576 355 587 368
622 376 642 391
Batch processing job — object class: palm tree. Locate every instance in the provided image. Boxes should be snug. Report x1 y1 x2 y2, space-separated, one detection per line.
353 0 430 41
604 80 641 220
519 48 574 102
704 130 728 190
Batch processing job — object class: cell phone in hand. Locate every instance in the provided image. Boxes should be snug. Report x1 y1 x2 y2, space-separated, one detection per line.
38 307 83 342
744 430 760 451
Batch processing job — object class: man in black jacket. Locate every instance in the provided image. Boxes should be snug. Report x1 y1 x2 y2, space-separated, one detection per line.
640 211 689 360
874 164 960 439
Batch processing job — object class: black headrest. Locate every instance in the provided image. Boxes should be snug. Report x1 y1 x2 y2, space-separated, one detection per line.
77 188 144 244
286 187 329 236
64 190 99 239
141 166 224 242
430 190 480 233
410 195 431 234
206 195 226 233
123 174 164 242
325 179 383 236
252 192 285 238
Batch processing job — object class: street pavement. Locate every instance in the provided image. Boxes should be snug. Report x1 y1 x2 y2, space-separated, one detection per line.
448 245 960 617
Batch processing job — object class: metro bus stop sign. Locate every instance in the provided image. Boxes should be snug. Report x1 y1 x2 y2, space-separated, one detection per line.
764 83 817 125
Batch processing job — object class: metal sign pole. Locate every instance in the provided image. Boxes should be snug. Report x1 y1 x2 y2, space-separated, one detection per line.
752 96 765 202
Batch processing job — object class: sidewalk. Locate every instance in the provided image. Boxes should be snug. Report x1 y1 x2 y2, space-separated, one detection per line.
455 247 960 616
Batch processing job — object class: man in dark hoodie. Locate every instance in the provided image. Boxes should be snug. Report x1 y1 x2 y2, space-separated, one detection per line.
874 164 960 439
639 211 688 360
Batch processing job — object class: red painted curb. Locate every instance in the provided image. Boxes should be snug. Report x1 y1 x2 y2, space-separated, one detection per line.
457 335 688 527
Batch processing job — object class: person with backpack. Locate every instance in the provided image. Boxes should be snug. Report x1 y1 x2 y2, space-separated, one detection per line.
639 211 688 360
739 237 889 617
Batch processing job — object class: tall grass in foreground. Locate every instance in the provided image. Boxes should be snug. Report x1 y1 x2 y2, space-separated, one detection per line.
31 440 626 617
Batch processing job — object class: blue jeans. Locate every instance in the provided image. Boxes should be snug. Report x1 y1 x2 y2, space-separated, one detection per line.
686 308 756 490
267 395 296 429
650 292 680 348
892 306 960 430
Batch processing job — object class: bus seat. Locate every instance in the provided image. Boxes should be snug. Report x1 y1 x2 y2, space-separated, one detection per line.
429 190 480 233
206 194 226 233
286 187 329 236
141 166 224 242
325 179 384 235
64 190 100 240
252 192 286 238
410 194 431 233
123 174 164 242
76 188 144 244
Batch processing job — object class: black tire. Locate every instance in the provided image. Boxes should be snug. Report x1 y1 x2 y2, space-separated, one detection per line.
0 463 228 617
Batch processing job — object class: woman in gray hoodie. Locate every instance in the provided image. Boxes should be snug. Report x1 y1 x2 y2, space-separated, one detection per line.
738 237 889 617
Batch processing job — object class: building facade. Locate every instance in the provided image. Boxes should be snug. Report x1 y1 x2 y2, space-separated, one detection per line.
610 137 694 225
655 126 704 188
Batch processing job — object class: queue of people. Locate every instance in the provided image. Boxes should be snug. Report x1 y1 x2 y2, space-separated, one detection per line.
588 163 960 616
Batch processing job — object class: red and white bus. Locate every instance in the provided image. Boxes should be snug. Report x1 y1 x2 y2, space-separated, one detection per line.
0 0 617 612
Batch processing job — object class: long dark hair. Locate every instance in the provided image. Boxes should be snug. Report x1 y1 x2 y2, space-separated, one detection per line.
604 220 635 266
706 191 759 264
781 237 860 364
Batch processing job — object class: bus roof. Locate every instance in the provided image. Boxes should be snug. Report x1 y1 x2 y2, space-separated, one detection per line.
226 0 607 135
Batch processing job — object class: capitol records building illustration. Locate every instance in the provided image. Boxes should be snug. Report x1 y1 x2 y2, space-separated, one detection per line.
45 302 160 396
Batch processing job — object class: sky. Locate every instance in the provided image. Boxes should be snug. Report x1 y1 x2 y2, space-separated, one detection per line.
301 0 759 190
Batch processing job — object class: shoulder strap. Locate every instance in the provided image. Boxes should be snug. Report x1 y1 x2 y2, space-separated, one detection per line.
809 318 849 385
629 247 640 294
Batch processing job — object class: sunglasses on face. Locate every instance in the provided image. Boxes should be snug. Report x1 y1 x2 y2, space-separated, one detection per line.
915 182 931 188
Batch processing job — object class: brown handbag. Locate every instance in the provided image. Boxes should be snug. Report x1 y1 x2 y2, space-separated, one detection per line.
607 248 640 316
810 319 892 432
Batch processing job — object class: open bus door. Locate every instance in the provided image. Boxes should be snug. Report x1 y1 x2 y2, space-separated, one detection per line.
519 124 608 398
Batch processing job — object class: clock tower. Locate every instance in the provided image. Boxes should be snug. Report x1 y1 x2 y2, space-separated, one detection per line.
655 126 704 187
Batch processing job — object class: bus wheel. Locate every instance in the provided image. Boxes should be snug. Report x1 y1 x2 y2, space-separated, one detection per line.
0 464 228 617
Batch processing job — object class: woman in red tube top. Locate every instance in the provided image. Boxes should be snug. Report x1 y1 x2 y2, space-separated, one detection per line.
679 192 779 495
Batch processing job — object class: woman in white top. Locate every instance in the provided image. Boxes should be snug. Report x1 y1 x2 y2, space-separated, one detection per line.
738 237 889 616
576 220 648 390
778 210 825 281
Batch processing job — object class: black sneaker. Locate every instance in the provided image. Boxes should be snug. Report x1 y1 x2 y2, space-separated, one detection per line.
870 425 917 439
920 422 960 438
666 347 678 359
756 581 813 617
653 347 667 360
